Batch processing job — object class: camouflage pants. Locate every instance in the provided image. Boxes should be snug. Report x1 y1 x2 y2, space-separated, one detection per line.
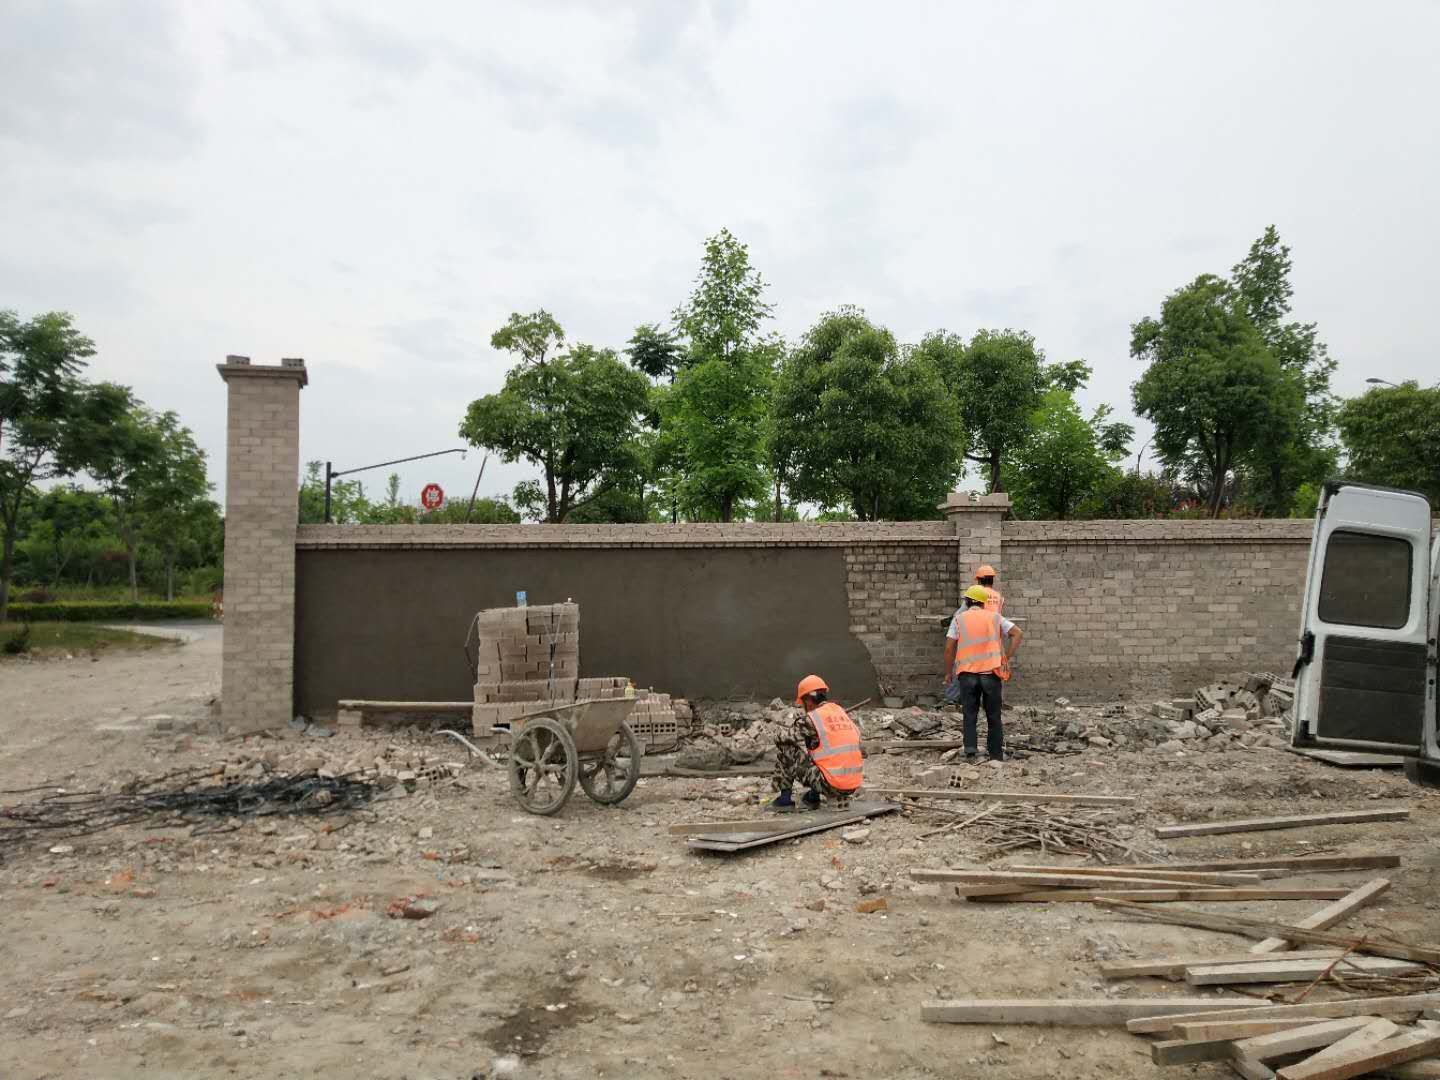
772 737 855 802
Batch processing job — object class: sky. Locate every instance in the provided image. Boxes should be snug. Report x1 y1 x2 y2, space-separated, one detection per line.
3 0 1437 509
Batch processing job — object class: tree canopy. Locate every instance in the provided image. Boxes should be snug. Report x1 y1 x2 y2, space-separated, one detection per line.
1336 382 1440 503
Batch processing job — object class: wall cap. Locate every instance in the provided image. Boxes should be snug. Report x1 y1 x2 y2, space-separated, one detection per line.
218 357 308 387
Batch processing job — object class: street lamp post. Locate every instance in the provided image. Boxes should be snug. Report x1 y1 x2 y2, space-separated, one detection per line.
323 447 468 523
1365 378 1399 387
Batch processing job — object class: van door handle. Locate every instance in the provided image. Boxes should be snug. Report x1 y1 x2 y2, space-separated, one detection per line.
1291 630 1315 680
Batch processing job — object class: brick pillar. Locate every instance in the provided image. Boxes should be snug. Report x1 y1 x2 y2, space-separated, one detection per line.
940 490 1011 603
217 355 307 733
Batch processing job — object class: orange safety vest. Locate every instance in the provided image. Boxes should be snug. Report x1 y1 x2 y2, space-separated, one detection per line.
983 587 1004 614
806 702 863 792
951 607 1005 676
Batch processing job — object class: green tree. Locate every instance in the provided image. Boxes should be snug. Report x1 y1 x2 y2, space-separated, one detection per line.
626 323 683 382
1130 275 1298 517
1229 226 1338 514
462 316 650 523
663 229 777 521
299 461 369 524
773 308 961 520
1008 389 1119 519
135 412 213 600
418 495 521 524
489 310 565 366
1336 382 1440 503
0 311 123 620
948 329 1048 493
15 486 113 587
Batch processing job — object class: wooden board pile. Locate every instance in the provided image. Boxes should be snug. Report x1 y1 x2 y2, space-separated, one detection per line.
921 853 1440 1078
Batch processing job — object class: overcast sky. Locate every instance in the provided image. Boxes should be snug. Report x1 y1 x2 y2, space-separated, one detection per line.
3 1 1437 510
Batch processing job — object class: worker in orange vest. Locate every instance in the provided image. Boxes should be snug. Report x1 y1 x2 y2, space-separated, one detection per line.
974 564 1004 612
943 585 1024 760
769 674 864 812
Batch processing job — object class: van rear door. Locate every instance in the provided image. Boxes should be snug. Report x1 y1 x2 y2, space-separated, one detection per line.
1291 482 1432 754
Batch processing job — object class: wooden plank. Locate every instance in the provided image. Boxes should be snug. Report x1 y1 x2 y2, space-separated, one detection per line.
1096 894 1440 964
1301 1018 1400 1065
1152 1035 1242 1066
1175 1018 1342 1040
1125 995 1440 1035
336 699 472 712
1010 864 1266 885
1187 957 1422 986
912 869 1263 889
969 887 1351 904
686 803 897 853
1388 1061 1440 1080
1252 879 1391 954
1237 1017 1382 1061
873 788 1136 806
1288 747 1407 768
1118 855 1401 874
1155 809 1409 839
920 997 1226 1025
670 810 868 836
1103 951 1351 981
1230 1057 1278 1080
1276 1029 1440 1080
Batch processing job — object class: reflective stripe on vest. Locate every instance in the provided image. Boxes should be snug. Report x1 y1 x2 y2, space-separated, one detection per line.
806 702 864 792
952 607 1004 675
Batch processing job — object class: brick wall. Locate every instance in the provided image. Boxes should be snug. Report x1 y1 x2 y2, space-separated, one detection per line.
1000 520 1314 701
218 357 306 732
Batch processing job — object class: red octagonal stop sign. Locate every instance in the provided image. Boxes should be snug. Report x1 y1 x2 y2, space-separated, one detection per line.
420 483 445 510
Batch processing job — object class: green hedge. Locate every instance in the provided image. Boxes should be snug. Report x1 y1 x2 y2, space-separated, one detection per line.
6 601 214 622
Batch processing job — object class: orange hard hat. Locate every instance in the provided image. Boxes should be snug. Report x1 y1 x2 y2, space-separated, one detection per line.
795 674 829 704
975 564 997 580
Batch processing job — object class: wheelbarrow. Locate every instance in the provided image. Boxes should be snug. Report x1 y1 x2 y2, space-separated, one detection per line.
502 698 642 815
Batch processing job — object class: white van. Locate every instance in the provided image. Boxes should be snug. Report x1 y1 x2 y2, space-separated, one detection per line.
1290 481 1439 788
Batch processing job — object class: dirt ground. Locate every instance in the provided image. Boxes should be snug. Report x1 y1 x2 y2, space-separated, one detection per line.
2 634 1438 1080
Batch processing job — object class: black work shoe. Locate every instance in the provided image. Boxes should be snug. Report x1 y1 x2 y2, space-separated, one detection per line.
801 789 821 811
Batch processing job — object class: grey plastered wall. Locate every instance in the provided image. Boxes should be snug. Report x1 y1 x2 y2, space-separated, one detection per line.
294 540 881 716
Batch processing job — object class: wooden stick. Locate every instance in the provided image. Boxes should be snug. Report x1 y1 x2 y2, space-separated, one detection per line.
911 869 1271 889
916 801 1002 841
969 888 1352 904
1236 1017 1382 1062
1124 994 1440 1035
1300 1018 1400 1065
1185 957 1423 987
1154 809 1409 839
1276 1028 1440 1080
874 788 1135 806
1096 894 1440 964
1010 864 1265 886
1117 854 1401 874
1230 1057 1278 1080
1251 880 1391 955
920 997 1227 1025
1103 951 1355 982
1174 1018 1344 1041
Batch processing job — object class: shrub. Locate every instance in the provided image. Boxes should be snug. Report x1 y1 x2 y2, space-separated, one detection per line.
2 624 30 654
20 586 56 603
6 601 212 622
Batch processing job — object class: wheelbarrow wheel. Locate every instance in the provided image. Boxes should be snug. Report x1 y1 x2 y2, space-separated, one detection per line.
509 717 577 815
579 721 642 806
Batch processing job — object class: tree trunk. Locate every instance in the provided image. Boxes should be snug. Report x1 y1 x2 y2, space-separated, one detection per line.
989 450 1003 493
0 528 15 623
720 492 734 523
165 553 175 602
773 475 782 522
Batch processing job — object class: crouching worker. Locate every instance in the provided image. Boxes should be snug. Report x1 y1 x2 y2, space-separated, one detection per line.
769 674 864 812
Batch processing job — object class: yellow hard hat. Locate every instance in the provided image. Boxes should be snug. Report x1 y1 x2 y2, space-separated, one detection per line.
963 585 991 604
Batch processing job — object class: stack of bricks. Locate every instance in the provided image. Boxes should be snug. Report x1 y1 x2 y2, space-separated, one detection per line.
472 602 580 734
577 676 630 700
627 690 679 751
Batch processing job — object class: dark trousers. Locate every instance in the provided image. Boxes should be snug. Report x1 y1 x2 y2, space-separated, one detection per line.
953 672 1004 759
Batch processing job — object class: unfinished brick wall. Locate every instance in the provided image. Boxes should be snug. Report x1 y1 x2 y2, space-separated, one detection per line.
1000 520 1314 701
217 356 306 733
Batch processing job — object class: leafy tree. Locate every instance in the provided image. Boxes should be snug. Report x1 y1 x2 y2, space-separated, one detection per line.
421 496 521 524
948 329 1048 493
662 229 777 521
1336 382 1440 503
0 310 123 620
299 461 369 524
1229 226 1338 514
135 412 213 600
1085 471 1177 519
773 308 961 520
462 316 650 523
15 486 113 586
1130 274 1299 517
626 323 683 382
1008 388 1118 520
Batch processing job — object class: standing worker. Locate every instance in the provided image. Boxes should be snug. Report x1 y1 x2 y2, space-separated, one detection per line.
943 586 1024 760
769 675 864 811
974 564 1004 612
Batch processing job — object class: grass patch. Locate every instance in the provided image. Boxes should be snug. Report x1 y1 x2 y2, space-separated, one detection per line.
0 621 177 656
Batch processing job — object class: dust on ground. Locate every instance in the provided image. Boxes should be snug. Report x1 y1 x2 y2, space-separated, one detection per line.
2 634 1438 1080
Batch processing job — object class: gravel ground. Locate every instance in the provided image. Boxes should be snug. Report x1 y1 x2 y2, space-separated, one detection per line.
2 635 1438 1080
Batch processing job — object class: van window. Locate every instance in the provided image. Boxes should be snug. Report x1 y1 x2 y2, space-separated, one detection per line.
1317 531 1413 629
